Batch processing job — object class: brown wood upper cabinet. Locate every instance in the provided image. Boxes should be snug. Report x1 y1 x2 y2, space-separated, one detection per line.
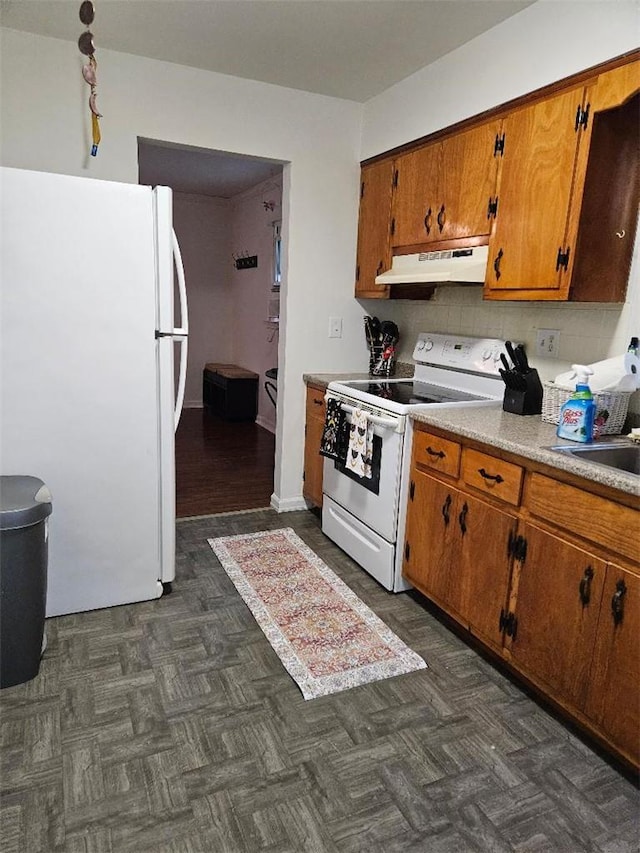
392 119 502 250
356 54 639 302
484 61 640 301
354 159 394 298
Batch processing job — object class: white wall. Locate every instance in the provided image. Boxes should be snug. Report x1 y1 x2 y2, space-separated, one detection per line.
362 2 639 159
173 192 232 408
229 175 283 433
0 27 365 509
360 1 640 413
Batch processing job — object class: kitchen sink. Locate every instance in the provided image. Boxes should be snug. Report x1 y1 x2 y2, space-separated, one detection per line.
548 441 640 476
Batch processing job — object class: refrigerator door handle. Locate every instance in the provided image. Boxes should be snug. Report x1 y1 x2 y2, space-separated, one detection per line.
172 229 189 336
171 228 189 431
174 335 188 431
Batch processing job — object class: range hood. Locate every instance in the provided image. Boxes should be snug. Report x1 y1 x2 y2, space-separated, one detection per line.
375 245 489 285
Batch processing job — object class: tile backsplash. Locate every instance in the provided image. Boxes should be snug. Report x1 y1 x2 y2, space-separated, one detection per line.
367 285 639 418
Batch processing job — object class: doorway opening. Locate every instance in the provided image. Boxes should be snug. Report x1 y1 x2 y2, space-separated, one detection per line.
138 138 286 517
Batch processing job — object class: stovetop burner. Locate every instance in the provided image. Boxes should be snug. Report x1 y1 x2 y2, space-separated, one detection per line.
352 380 490 406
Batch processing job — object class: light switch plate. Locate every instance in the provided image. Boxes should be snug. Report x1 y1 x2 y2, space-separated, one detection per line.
328 317 343 338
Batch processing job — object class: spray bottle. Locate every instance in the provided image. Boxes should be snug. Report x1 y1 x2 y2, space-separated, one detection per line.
556 365 596 443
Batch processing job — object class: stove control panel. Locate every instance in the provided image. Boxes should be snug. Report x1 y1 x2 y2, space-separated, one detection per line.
413 333 511 376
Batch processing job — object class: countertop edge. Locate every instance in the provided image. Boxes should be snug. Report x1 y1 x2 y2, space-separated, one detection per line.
409 404 639 498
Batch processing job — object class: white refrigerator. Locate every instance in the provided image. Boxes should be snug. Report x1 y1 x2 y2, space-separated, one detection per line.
0 167 188 616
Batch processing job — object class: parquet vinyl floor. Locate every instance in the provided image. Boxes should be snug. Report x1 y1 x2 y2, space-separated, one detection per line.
1 509 638 852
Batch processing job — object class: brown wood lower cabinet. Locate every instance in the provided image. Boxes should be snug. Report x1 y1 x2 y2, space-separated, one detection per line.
303 384 326 508
585 565 640 764
403 421 639 770
404 471 515 650
508 524 607 711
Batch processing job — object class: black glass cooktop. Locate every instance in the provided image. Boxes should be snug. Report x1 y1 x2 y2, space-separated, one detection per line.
355 380 488 405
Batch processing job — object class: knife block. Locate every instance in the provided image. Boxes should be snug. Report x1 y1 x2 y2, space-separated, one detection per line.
502 370 544 415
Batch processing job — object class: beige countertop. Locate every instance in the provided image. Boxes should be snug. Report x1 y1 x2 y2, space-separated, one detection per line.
303 373 638 497
409 404 639 497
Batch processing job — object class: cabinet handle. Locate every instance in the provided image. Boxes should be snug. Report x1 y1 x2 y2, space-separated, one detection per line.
493 248 503 280
458 502 468 536
313 398 323 406
426 446 445 459
578 566 594 606
437 204 446 233
499 608 518 640
441 494 451 527
478 467 504 484
424 207 432 235
611 579 627 626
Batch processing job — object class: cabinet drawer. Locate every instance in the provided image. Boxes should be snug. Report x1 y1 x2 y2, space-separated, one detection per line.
413 430 461 478
462 448 523 506
527 473 639 564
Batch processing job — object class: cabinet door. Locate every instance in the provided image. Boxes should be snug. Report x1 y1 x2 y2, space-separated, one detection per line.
439 120 502 243
585 565 640 766
456 492 516 650
566 73 640 303
392 142 442 248
509 523 606 710
355 160 394 298
485 86 587 297
303 388 326 507
403 471 460 615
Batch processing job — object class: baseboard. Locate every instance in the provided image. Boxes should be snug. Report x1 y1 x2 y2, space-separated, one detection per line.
255 415 276 434
270 494 309 513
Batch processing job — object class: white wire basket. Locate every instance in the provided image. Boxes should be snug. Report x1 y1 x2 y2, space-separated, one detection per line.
542 381 632 435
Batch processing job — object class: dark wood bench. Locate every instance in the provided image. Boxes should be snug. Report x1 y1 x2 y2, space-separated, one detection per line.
202 363 259 421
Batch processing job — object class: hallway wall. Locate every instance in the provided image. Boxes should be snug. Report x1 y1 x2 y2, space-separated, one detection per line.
173 192 233 408
229 174 283 433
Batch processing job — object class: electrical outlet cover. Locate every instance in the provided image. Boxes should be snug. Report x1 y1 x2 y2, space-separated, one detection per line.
536 329 560 358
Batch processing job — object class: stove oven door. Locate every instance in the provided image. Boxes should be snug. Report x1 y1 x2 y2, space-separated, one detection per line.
322 405 404 543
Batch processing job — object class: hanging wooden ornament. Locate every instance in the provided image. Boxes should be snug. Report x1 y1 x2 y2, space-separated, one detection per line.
78 1 102 156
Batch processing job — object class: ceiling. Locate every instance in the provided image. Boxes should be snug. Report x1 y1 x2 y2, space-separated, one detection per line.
1 0 534 102
138 139 284 199
1 0 534 197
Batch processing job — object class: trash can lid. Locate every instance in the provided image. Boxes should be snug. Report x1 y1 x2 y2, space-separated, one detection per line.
0 476 53 530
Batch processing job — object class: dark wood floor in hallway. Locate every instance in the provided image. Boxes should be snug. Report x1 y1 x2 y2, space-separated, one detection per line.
175 408 275 518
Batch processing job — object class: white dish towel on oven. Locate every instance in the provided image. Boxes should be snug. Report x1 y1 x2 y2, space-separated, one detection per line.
346 408 373 479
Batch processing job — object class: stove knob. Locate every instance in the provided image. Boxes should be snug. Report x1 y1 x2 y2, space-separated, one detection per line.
416 340 425 351
482 348 491 360
424 339 434 352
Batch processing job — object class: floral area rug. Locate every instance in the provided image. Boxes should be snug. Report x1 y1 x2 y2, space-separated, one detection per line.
208 528 426 700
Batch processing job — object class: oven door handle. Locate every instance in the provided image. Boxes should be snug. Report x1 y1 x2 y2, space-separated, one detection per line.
325 396 402 432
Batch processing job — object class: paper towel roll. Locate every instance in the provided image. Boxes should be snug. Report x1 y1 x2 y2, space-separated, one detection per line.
553 354 640 392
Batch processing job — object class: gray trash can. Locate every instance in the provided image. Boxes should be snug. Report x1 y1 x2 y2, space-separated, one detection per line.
0 476 53 688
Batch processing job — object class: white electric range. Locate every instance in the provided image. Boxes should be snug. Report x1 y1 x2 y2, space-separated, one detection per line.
322 332 510 592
